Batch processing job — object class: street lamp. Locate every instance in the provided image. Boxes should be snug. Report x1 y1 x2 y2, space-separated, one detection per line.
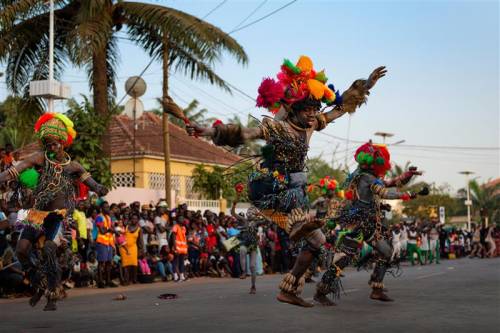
459 171 474 231
374 131 394 144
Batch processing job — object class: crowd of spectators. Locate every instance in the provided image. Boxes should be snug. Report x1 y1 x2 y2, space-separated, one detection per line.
387 219 499 265
0 187 499 298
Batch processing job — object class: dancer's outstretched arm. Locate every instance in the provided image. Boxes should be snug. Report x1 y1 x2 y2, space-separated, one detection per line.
384 167 422 188
323 66 387 125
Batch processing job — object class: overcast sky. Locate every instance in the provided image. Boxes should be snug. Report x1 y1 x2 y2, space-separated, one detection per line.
0 0 498 192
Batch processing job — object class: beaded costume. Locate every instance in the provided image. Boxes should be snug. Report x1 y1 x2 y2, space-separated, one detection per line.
314 142 427 302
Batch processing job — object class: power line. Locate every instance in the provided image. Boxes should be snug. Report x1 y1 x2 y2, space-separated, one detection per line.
231 0 268 31
228 0 298 34
114 0 228 108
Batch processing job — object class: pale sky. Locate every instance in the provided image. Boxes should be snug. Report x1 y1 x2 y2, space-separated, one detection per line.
0 0 498 191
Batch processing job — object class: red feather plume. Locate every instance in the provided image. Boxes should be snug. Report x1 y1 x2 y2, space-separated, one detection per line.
34 113 55 132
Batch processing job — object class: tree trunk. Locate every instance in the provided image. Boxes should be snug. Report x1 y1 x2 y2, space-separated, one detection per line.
92 49 110 153
162 36 172 207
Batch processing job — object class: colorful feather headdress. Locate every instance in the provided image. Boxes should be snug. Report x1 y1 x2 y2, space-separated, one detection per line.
307 175 344 199
256 56 342 114
354 142 391 177
34 113 77 147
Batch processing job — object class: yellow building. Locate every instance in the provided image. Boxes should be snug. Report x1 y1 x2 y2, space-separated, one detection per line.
106 112 240 207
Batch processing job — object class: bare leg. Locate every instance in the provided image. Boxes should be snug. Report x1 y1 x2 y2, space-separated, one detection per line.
249 250 257 294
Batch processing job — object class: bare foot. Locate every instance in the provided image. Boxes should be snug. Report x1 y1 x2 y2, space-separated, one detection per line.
313 293 336 306
249 287 256 294
277 291 314 307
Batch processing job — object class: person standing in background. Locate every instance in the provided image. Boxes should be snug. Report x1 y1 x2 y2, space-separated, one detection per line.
172 215 188 282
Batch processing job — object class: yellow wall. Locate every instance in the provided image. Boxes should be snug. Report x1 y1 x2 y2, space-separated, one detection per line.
111 156 215 197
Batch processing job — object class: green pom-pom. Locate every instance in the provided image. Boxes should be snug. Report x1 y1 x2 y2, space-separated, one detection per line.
365 155 374 165
19 168 39 190
375 156 385 165
283 59 301 74
315 71 328 83
356 152 366 163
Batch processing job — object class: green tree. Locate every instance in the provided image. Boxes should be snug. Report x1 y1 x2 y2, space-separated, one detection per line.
192 161 254 202
469 179 500 223
0 0 247 118
402 183 462 221
0 96 42 148
66 95 117 188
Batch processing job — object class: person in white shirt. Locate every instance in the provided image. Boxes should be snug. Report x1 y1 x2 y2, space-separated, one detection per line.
429 223 440 264
391 224 402 262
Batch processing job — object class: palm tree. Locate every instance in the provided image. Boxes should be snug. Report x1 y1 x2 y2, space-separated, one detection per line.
0 1 247 117
149 98 215 127
469 179 500 224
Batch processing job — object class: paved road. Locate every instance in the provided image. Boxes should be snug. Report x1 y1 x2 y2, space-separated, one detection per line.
1 258 499 333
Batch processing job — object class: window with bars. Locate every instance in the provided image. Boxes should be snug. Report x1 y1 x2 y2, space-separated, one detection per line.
149 172 165 190
147 173 182 192
185 177 196 198
112 173 135 187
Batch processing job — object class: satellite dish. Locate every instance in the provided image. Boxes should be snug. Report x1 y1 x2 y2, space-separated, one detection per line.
124 98 144 119
125 76 147 98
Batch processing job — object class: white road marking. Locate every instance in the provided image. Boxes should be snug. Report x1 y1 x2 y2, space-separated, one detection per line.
415 272 446 280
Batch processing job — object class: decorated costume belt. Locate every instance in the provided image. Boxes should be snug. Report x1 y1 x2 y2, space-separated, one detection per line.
16 209 67 230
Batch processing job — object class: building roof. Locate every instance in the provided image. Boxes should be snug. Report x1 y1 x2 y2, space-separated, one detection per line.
108 112 241 166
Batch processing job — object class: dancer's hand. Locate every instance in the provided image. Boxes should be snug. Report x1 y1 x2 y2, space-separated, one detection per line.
96 184 108 197
186 124 211 137
408 166 423 176
366 66 387 89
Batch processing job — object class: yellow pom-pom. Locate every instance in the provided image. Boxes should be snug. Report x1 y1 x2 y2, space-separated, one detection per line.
272 170 280 177
307 79 325 99
337 190 345 199
296 56 313 73
54 113 74 129
67 127 77 139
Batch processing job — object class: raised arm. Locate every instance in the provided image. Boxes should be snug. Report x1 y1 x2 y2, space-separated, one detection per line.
323 66 387 125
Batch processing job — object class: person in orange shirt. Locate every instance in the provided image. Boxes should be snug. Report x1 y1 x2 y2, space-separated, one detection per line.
171 214 188 282
95 201 117 288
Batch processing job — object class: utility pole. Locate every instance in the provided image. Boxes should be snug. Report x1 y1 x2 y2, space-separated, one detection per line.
162 36 172 207
459 171 474 231
29 0 70 109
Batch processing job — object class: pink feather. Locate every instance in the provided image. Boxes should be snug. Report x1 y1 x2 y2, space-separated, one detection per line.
256 78 285 108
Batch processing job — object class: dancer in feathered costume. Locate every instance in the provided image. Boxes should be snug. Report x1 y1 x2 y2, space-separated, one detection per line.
313 141 427 304
0 113 108 311
181 56 387 307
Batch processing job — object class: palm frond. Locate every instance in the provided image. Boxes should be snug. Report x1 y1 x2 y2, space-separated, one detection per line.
120 2 247 64
169 42 231 92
